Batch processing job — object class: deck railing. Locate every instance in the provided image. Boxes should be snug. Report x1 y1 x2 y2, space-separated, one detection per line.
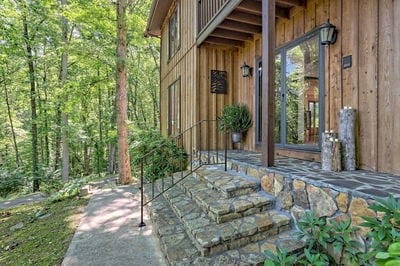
138 120 228 227
198 0 229 33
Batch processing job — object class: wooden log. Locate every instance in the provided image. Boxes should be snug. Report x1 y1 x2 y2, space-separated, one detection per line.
332 139 342 172
321 131 336 171
339 107 357 170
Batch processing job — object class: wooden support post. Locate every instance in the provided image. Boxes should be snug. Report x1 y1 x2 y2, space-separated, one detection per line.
339 107 356 171
261 0 275 167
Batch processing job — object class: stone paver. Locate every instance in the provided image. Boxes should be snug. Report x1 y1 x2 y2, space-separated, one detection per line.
62 186 166 266
194 166 260 198
207 150 400 198
175 173 274 223
148 186 302 265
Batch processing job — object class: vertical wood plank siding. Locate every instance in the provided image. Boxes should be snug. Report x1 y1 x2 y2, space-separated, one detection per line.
158 0 400 174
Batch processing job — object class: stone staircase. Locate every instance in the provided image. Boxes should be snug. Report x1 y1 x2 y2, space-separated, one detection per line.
146 165 303 265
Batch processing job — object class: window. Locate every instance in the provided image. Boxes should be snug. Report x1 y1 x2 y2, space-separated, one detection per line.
168 4 180 59
168 78 181 137
254 31 324 149
276 31 323 149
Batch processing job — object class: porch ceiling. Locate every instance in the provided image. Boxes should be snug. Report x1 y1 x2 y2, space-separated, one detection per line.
198 0 306 47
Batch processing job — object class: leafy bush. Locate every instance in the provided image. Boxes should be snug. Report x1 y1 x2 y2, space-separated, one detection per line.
375 241 400 266
130 129 188 182
361 195 400 262
0 169 25 198
39 169 64 195
264 195 400 266
48 178 87 203
218 104 252 133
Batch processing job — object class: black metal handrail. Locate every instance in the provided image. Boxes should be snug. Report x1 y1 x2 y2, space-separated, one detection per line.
138 120 228 227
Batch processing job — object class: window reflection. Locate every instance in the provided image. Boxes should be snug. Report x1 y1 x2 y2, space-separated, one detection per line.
285 35 319 146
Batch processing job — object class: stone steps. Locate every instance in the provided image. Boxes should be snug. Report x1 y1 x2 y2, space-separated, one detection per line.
193 166 260 198
160 180 290 256
177 174 274 223
147 185 303 265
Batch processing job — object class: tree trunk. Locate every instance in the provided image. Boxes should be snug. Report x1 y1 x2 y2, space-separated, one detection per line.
321 132 335 171
60 0 69 181
339 107 356 171
21 1 39 191
116 0 132 184
2 70 21 167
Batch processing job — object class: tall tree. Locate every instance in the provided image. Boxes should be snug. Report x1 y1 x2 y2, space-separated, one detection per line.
2 69 20 167
21 0 40 191
116 0 132 184
60 0 70 181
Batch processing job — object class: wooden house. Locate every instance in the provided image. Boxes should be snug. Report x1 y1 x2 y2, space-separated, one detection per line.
146 0 400 175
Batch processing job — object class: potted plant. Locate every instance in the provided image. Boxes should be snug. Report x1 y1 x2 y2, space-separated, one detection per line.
218 104 252 143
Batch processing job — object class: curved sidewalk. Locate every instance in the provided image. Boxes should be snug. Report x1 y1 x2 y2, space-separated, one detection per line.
62 186 166 266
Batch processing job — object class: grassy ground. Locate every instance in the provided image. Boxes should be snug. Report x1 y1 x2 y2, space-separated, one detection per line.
0 197 89 265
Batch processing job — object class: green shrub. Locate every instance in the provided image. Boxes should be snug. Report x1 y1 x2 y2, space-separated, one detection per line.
39 169 64 195
218 104 252 133
361 195 400 262
0 169 25 198
130 129 188 182
48 178 87 203
375 241 400 266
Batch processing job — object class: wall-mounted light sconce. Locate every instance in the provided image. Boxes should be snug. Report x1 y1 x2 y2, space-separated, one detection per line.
320 19 337 46
240 62 253 78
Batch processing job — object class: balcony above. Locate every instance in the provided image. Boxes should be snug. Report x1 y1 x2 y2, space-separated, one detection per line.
197 0 306 47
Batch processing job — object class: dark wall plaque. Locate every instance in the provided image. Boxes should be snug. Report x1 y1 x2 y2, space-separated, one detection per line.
210 70 227 94
342 55 352 69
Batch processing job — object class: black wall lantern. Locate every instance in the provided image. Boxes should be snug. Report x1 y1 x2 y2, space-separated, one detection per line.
240 62 252 77
320 19 337 46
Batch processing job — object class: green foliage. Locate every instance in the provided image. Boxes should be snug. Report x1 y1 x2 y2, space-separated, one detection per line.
48 178 87 203
0 0 160 181
361 195 400 262
0 169 25 198
264 248 296 266
375 242 400 266
130 129 188 182
38 169 63 195
218 104 252 133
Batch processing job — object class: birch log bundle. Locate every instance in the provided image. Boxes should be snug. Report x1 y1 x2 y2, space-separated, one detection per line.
339 107 356 171
321 131 336 171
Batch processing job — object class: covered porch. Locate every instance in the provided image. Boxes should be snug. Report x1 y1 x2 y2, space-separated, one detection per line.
205 150 400 199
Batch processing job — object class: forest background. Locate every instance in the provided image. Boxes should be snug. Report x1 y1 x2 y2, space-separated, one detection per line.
0 0 159 193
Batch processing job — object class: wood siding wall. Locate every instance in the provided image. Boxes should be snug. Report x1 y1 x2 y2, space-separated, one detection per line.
160 0 198 141
158 0 400 175
274 0 400 173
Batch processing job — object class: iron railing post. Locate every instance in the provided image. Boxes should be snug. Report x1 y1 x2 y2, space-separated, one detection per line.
139 160 146 227
190 126 193 173
225 132 228 171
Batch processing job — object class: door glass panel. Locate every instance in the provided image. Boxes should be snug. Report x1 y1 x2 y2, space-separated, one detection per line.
274 54 281 143
285 35 319 146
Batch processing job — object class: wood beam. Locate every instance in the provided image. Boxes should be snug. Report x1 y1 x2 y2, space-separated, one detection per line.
219 19 262 34
227 10 262 26
210 28 253 41
237 0 262 15
196 0 243 46
276 0 305 7
261 0 275 166
276 6 290 19
204 36 244 47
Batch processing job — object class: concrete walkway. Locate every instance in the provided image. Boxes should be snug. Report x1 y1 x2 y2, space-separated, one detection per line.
62 186 166 266
0 193 46 210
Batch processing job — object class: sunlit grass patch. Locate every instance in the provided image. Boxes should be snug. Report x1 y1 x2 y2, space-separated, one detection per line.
0 197 89 265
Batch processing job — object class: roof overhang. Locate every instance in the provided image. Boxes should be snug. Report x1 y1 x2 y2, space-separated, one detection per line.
146 0 174 37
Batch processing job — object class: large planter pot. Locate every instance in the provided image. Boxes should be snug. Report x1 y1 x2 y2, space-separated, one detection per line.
231 132 243 143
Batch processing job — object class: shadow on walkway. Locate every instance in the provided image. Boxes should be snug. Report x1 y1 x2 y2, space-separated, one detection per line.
62 186 166 266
